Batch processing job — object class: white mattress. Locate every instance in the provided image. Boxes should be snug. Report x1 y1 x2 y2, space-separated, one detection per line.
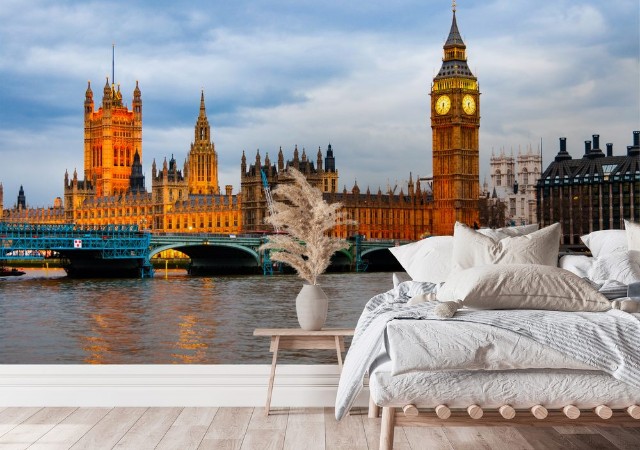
386 319 596 374
369 363 640 409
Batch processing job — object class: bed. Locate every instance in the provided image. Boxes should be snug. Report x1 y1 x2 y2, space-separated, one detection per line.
335 221 640 450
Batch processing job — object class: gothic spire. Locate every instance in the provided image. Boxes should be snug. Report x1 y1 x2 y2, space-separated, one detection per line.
199 89 206 118
194 90 211 143
436 4 474 79
445 5 465 48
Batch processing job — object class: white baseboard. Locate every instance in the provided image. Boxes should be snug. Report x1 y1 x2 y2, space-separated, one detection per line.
0 365 369 408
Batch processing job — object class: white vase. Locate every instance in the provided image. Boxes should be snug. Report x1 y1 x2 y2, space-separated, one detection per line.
296 284 328 331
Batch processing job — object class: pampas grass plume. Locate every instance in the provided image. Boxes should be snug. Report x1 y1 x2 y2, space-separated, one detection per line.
259 167 356 285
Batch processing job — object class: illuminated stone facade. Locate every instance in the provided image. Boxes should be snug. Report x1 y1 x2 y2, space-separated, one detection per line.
242 146 433 240
241 145 342 233
430 7 480 235
327 175 433 240
186 92 220 195
1 88 237 233
84 79 143 197
57 89 241 234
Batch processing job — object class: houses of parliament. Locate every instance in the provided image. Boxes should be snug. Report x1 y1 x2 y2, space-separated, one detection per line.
1 7 481 240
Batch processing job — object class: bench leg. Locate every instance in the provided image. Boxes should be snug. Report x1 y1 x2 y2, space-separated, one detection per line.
334 336 344 369
380 407 396 450
368 395 380 418
265 335 280 416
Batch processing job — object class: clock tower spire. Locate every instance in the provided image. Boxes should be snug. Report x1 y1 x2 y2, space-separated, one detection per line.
430 4 480 235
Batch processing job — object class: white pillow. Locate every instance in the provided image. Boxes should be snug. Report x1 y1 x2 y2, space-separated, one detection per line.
625 220 640 251
388 236 453 283
451 222 561 271
588 251 640 285
559 254 594 278
389 224 540 283
476 223 538 240
581 229 627 257
438 264 611 312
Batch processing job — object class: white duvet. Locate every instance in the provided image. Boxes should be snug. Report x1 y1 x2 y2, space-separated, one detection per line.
386 319 595 375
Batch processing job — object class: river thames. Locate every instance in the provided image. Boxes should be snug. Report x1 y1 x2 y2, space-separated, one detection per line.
0 269 401 364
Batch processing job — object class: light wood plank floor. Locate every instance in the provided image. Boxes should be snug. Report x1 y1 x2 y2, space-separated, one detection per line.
0 407 638 449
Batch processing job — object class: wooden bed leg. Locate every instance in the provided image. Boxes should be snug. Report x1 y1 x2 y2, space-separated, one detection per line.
594 405 613 419
380 407 396 450
435 404 451 419
563 405 580 419
627 405 640 419
402 404 419 417
368 395 380 418
467 404 483 419
531 405 548 420
499 405 516 419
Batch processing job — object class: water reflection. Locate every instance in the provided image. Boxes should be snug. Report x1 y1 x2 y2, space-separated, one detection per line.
0 269 402 364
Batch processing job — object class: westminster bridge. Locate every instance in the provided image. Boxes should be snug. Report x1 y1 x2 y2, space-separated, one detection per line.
0 222 403 277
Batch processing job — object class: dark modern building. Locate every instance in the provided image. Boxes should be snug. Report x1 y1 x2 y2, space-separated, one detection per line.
537 131 640 245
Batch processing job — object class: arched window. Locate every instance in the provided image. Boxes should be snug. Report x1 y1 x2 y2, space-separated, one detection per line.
522 168 529 185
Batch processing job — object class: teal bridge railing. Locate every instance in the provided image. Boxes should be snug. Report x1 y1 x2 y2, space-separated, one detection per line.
0 222 153 276
1 222 403 277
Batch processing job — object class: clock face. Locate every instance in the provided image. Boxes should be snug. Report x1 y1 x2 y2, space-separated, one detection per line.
435 95 451 115
462 94 476 115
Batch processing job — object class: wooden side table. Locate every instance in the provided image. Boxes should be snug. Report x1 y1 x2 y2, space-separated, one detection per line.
253 328 355 415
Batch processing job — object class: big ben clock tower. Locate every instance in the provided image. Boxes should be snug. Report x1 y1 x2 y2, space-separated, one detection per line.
431 2 480 235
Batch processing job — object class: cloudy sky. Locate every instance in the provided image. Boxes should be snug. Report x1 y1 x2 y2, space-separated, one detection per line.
0 0 638 207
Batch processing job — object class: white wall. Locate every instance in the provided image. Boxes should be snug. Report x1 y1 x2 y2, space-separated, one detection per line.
0 365 370 408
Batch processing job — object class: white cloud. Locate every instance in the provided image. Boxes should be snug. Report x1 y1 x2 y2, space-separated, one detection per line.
0 0 638 207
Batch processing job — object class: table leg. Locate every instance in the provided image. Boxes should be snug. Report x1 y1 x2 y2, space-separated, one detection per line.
335 336 344 369
265 335 280 416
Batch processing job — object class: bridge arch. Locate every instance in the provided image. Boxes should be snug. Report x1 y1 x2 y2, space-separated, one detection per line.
361 247 391 258
360 247 402 272
327 248 353 272
149 242 260 262
150 241 262 275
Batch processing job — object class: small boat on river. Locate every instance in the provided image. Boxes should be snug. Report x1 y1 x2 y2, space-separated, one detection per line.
0 267 26 277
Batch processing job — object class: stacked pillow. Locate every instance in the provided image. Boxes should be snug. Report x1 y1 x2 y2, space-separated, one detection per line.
580 229 627 257
388 223 539 283
433 222 609 315
579 220 640 285
392 221 640 316
626 220 640 251
451 222 560 271
388 235 453 283
391 221 619 316
437 264 612 314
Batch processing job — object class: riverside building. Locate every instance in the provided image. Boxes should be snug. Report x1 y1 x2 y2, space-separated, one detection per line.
537 132 640 245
